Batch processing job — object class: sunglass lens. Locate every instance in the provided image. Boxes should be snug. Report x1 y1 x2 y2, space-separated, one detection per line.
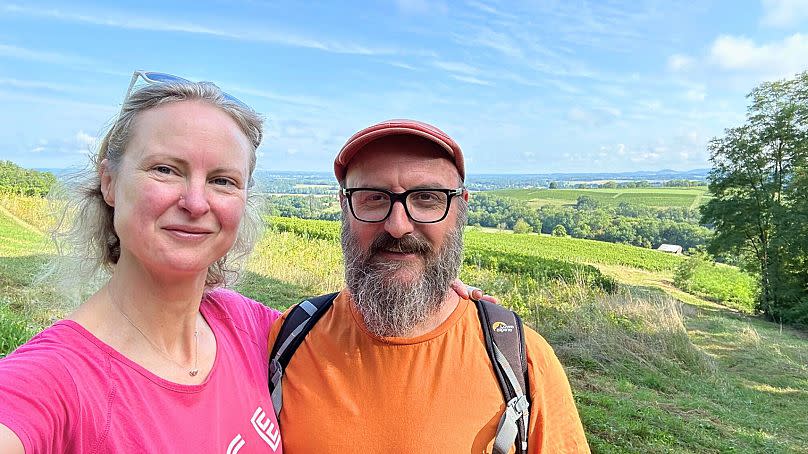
143 72 190 84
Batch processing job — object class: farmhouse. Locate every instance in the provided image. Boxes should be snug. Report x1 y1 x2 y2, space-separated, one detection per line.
657 243 683 254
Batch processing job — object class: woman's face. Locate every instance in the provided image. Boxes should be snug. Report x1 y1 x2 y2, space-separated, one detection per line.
100 100 252 281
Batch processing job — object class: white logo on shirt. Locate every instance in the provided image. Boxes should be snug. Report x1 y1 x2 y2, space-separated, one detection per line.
227 434 245 454
251 406 281 452
225 406 281 453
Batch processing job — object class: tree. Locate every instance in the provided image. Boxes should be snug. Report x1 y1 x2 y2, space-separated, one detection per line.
551 224 567 237
512 219 531 234
548 181 558 189
701 70 808 323
575 195 600 210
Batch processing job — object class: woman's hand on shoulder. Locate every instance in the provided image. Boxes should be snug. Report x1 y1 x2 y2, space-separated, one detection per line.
450 278 500 304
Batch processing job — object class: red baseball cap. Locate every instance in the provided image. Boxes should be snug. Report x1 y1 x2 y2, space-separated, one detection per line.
334 119 465 184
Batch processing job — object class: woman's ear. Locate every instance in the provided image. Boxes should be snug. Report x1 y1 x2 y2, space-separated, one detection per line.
99 159 116 207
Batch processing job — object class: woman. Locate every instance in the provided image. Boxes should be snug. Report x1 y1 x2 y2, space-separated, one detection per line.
0 72 486 453
0 72 283 452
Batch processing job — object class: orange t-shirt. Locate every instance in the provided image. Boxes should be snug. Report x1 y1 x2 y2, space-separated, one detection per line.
267 291 589 453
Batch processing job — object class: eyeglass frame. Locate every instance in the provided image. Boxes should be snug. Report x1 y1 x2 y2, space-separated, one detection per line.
123 70 249 109
341 187 465 223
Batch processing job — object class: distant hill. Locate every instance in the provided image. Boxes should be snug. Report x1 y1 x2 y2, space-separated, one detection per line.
32 166 712 193
245 169 711 193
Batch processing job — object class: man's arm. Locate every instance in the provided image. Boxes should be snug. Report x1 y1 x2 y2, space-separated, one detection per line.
0 424 24 454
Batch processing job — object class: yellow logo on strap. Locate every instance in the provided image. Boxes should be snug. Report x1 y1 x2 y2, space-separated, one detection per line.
491 321 515 333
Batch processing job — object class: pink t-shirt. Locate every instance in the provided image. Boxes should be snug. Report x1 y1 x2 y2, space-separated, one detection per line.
0 288 283 453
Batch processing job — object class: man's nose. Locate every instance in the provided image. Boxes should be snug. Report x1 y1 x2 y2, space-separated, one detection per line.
383 200 415 238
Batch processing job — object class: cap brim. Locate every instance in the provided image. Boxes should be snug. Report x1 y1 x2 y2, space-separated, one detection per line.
334 119 465 183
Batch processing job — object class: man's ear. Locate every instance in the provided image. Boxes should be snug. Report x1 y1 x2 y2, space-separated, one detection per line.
462 189 469 202
99 159 116 207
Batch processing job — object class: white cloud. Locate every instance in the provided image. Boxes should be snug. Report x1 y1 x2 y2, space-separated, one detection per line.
465 0 517 20
388 61 417 71
468 27 524 59
228 85 329 109
667 53 694 71
433 61 481 75
629 151 662 163
685 88 706 102
761 0 808 28
1 3 397 56
75 130 97 148
0 43 94 66
30 146 45 153
709 33 808 78
0 78 74 92
450 74 493 86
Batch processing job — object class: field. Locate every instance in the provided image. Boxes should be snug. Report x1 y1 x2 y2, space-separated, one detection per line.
492 187 711 209
268 217 756 311
1 196 806 452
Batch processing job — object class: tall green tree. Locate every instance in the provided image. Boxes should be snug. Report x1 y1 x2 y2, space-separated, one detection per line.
701 71 808 323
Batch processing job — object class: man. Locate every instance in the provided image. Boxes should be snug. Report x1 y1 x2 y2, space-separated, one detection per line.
268 119 589 453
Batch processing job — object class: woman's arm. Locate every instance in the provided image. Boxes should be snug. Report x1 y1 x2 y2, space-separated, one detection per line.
0 424 24 454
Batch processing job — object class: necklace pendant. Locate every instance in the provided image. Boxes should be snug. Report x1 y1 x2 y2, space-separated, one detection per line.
189 368 199 377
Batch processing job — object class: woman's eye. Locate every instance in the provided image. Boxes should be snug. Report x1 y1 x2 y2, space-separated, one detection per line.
212 177 235 187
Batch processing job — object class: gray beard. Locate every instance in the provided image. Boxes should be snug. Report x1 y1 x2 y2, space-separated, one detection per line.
341 210 465 338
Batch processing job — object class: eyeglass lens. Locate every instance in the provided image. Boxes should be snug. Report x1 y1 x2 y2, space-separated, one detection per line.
351 190 449 222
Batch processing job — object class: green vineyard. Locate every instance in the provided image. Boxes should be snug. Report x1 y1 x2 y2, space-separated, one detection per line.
493 187 710 209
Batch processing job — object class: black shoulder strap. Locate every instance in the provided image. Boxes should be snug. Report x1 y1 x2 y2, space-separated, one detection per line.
268 292 339 419
475 299 531 454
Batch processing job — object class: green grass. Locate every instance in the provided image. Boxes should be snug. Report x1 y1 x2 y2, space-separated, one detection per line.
492 187 711 209
0 203 51 257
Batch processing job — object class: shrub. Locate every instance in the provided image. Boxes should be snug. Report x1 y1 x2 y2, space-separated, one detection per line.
552 224 568 237
674 253 758 313
512 219 531 234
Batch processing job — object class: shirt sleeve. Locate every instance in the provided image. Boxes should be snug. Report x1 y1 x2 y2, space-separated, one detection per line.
0 338 78 454
524 328 591 453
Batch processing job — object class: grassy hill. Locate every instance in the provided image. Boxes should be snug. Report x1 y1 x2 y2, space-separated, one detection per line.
492 187 711 209
1 196 806 452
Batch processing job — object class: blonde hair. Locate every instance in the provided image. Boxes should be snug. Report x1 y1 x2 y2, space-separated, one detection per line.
51 80 264 295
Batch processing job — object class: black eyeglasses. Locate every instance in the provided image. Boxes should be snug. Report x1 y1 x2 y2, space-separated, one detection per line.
341 187 465 223
124 70 248 108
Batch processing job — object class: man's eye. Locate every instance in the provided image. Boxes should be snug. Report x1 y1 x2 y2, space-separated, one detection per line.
154 165 173 175
414 192 440 201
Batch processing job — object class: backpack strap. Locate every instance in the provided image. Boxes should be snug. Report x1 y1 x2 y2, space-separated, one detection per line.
268 292 339 419
474 299 531 454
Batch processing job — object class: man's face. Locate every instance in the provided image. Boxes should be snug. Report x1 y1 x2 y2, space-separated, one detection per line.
340 134 468 337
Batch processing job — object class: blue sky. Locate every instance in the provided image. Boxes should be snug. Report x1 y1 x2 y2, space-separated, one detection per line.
1 0 806 173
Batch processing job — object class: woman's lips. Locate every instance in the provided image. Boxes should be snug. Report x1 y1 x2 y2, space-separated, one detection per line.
163 225 213 240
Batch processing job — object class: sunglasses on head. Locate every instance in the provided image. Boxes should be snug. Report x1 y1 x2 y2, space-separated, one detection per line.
124 70 248 108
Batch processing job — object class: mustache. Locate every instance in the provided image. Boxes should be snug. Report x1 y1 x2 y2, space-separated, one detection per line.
369 233 433 256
